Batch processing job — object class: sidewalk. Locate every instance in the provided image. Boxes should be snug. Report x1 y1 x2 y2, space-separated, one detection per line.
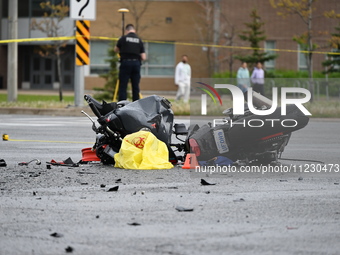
0 89 178 98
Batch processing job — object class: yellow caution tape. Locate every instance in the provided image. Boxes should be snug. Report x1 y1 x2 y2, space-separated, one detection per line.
0 35 339 55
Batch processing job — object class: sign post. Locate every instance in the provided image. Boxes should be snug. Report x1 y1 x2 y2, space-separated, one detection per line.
70 0 96 107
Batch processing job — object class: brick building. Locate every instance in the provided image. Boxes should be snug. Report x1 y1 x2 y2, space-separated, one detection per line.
0 0 339 92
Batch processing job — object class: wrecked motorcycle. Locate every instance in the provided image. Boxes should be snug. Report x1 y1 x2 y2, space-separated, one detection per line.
82 94 187 165
82 91 309 165
188 91 310 164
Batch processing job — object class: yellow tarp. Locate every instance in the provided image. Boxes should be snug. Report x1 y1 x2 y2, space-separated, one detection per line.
114 131 173 170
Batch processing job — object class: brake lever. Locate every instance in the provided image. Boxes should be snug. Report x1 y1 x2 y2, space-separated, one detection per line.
81 110 99 133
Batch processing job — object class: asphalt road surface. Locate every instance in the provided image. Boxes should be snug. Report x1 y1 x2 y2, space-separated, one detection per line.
1 114 340 255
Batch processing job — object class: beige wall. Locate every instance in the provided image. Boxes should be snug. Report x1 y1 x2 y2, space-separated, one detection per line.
85 0 209 91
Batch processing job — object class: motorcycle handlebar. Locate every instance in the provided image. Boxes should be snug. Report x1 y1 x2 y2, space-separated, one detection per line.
88 102 102 118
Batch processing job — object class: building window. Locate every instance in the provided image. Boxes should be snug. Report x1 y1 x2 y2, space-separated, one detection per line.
90 41 110 75
329 49 340 71
142 42 175 77
90 41 175 77
298 44 308 70
265 41 276 70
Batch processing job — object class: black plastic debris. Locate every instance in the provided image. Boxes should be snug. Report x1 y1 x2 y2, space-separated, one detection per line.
47 157 79 167
201 179 216 186
65 246 74 253
100 184 106 188
175 206 194 212
127 222 141 226
0 159 7 167
233 198 245 202
107 186 119 192
50 232 63 238
115 178 122 183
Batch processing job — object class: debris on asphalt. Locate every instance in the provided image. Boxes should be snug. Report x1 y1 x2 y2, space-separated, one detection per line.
233 198 245 202
65 246 74 253
175 206 194 212
298 177 303 181
115 178 122 183
18 159 41 166
47 157 79 167
201 179 216 186
286 226 299 230
29 173 40 178
107 186 119 192
0 159 7 167
50 232 63 238
127 222 141 226
100 184 106 188
205 191 211 194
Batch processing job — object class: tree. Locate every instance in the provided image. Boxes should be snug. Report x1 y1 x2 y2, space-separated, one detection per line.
236 9 277 67
322 11 340 74
194 0 227 76
109 0 159 36
95 41 119 101
31 0 69 102
124 0 158 35
270 0 317 101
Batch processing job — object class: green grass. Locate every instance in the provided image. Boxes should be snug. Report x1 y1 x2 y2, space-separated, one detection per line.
0 94 75 108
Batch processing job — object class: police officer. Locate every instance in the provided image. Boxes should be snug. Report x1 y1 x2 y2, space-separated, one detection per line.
114 24 146 101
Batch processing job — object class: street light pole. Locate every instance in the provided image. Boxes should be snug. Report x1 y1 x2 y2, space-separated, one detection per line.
118 8 129 36
7 0 18 102
112 8 129 102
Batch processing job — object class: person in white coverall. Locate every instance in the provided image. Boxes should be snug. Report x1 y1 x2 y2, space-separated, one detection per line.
174 55 191 103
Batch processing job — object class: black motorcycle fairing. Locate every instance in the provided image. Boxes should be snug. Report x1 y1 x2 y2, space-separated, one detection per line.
226 104 309 147
113 95 174 145
84 95 118 117
188 104 309 162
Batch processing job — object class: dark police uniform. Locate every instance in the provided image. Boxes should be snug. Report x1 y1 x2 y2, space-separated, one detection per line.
116 32 145 101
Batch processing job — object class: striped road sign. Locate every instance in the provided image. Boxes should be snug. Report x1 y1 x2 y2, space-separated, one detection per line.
76 20 90 65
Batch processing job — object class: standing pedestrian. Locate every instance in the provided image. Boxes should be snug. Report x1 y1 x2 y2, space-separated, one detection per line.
236 61 251 100
115 24 146 101
251 61 265 96
174 55 191 103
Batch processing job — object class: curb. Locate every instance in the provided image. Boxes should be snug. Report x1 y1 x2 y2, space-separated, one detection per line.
0 106 91 117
